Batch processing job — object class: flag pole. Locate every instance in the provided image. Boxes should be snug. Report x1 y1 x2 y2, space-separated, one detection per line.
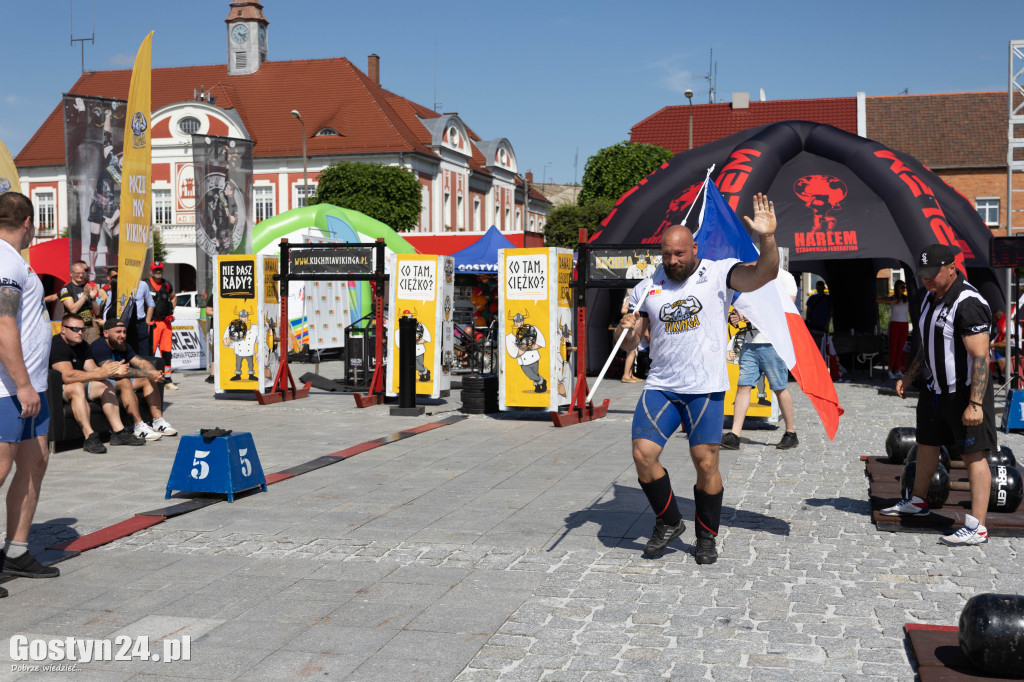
585 166 716 403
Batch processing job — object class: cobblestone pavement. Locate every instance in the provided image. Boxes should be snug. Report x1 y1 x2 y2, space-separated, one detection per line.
1 368 1021 680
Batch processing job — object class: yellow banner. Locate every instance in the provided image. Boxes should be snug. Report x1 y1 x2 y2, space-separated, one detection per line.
117 32 153 316
0 138 29 262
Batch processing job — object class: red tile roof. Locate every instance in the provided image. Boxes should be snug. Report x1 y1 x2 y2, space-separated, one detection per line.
865 92 1006 169
16 57 469 168
630 97 857 154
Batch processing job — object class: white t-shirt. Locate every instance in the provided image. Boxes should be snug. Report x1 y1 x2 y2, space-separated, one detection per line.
890 300 909 323
628 260 739 394
0 240 51 396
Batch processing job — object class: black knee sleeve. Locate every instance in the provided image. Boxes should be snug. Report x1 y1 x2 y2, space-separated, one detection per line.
640 471 681 525
694 486 723 539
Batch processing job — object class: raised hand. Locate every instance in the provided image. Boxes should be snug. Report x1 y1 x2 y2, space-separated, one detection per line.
743 193 776 237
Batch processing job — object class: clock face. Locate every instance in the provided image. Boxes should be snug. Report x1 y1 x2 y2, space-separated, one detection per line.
258 26 266 49
231 24 249 44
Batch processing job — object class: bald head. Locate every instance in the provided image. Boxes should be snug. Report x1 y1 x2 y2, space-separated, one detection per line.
660 224 698 282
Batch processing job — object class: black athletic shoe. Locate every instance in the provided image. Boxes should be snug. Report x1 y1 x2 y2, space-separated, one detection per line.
110 428 145 446
643 518 686 556
83 433 107 454
776 432 799 450
204 375 215 384
0 586 7 597
720 432 740 450
695 537 718 565
2 551 60 578
247 374 257 381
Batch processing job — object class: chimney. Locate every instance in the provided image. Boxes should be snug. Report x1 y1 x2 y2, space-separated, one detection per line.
526 172 534 184
368 54 380 85
731 92 750 109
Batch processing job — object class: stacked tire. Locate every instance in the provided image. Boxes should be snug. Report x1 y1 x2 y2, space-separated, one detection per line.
461 373 498 414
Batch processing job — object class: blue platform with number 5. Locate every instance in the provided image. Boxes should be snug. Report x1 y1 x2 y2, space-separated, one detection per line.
166 431 267 502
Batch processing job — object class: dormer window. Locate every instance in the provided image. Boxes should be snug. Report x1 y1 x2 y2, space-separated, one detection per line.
314 128 340 137
448 127 461 147
178 116 201 135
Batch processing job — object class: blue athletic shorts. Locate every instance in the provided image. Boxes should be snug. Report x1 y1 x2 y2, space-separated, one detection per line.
632 389 725 448
0 393 50 443
738 343 789 391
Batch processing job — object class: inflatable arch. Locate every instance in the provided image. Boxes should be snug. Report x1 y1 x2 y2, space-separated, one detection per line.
590 121 1000 370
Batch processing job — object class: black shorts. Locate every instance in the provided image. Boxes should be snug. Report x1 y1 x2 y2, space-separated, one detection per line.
916 383 996 457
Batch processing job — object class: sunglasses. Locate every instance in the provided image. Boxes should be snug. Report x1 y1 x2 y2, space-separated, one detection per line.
63 326 86 332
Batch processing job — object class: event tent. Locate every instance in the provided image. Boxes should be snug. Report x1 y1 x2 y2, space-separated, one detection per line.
451 225 516 273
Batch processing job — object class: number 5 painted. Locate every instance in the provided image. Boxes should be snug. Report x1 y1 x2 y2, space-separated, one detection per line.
239 448 252 477
191 450 210 479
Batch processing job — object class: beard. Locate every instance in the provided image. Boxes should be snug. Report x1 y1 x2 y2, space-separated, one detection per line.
109 338 127 352
663 260 695 282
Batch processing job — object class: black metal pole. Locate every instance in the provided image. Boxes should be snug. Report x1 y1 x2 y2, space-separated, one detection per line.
390 315 425 416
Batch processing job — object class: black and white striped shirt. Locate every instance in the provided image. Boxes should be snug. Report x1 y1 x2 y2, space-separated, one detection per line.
915 274 991 394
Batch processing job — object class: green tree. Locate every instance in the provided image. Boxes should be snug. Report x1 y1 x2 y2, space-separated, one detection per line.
309 162 422 231
152 228 168 262
577 141 673 207
543 198 615 249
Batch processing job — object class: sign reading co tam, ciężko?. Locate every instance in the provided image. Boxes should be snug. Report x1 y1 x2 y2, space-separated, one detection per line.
498 247 573 411
386 254 455 399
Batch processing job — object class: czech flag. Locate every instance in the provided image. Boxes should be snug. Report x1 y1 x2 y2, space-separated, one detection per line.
694 179 844 439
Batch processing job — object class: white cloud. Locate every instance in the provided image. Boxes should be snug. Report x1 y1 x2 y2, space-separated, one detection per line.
4 95 25 105
108 53 134 67
648 54 696 95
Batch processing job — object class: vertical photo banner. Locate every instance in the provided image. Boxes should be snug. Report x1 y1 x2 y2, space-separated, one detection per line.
387 254 452 399
259 255 280 395
555 249 573 407
116 31 153 315
193 134 255 306
215 255 259 394
499 247 562 410
62 94 127 282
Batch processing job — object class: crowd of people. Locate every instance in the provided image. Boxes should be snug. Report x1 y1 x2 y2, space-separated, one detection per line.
0 185 1008 598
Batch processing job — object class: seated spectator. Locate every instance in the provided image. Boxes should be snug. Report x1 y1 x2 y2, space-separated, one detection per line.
92 319 177 439
48 314 145 453
59 261 102 343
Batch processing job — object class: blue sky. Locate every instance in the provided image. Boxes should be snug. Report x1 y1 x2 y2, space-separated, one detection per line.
3 1 1024 187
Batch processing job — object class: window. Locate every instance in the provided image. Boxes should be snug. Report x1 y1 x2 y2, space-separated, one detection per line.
253 185 275 223
516 208 522 230
473 198 480 231
34 191 55 233
976 198 1000 227
456 193 464 231
152 189 172 225
420 186 429 232
315 128 340 137
294 182 316 208
178 117 201 135
443 191 451 230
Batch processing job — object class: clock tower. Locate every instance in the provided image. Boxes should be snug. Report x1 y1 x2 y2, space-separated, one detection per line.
225 1 269 76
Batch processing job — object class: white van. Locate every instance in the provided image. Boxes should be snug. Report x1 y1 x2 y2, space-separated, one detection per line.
175 291 203 320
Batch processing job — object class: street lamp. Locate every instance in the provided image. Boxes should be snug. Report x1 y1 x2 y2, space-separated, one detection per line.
290 109 309 205
684 89 694 150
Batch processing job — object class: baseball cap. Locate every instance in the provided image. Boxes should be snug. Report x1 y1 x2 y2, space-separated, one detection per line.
916 244 961 279
103 318 126 331
150 261 164 270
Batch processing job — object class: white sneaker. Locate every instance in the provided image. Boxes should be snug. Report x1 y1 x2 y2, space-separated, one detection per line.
152 417 178 436
164 380 180 391
940 516 989 546
133 422 163 441
880 497 930 516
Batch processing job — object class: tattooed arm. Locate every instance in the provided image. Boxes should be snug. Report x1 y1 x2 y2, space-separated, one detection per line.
895 346 927 400
962 333 991 427
129 355 163 383
0 286 39 418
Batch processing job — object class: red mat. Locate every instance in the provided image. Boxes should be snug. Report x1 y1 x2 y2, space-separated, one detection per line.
864 457 1024 536
906 623 1024 681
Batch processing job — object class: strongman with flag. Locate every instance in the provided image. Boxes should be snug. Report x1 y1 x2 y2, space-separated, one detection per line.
615 194 780 564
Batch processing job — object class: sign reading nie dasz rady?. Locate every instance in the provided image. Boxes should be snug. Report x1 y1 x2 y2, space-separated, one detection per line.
289 247 374 277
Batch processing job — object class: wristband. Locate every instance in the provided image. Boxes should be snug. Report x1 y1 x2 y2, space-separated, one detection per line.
970 400 983 408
